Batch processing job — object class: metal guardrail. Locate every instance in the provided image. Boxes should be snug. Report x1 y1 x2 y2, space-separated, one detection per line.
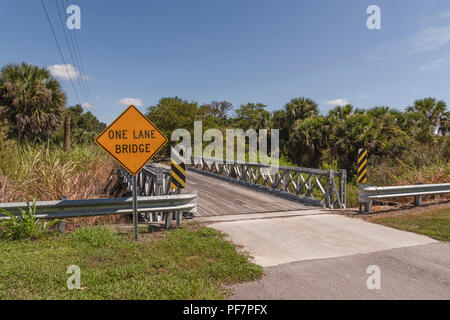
0 193 197 220
358 183 450 213
0 193 197 230
189 156 346 209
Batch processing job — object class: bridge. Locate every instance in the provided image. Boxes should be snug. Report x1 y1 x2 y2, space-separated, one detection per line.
128 157 347 217
185 170 313 216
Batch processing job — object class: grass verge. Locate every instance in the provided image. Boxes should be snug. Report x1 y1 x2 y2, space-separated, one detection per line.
0 223 263 299
367 207 450 241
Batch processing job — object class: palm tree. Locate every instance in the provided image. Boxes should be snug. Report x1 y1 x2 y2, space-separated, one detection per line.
284 97 319 124
0 62 66 141
406 98 447 127
439 111 449 136
287 116 327 167
328 104 354 120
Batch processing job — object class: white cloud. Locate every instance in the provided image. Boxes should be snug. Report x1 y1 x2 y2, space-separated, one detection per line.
439 10 450 19
419 57 450 71
365 20 450 60
408 25 450 53
118 98 143 107
48 64 80 81
355 94 373 101
48 64 91 81
82 102 94 110
326 98 349 106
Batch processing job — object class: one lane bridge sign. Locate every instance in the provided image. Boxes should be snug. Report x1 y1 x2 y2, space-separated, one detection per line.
95 105 168 176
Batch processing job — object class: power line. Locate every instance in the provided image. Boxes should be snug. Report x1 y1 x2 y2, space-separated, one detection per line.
54 0 89 105
63 0 92 104
40 0 82 106
73 29 93 103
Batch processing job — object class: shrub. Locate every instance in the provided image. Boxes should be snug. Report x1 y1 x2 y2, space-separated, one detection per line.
0 199 60 240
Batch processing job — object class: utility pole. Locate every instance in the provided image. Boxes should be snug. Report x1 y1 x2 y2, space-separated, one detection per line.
64 116 71 152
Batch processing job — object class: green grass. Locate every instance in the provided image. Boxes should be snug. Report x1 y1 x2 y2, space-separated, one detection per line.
0 223 263 299
371 208 450 241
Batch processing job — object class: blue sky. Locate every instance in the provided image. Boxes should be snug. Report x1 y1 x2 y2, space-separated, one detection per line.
1 0 449 123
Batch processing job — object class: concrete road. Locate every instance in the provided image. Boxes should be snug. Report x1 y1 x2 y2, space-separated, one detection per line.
207 214 449 299
230 242 450 300
211 214 437 267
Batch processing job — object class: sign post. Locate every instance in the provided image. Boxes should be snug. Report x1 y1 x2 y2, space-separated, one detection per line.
132 175 138 241
95 105 168 240
357 148 370 213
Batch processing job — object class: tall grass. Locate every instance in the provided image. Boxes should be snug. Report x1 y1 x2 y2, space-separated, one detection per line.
0 199 61 240
0 140 126 229
343 143 450 208
0 142 119 202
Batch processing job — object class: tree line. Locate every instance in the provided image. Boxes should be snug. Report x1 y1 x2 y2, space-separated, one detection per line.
0 62 448 179
147 96 449 178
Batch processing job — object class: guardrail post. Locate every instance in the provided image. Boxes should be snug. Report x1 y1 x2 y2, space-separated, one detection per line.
414 183 422 207
358 184 372 214
340 169 347 209
57 195 67 233
175 209 181 227
360 184 373 213
414 195 422 207
364 200 372 213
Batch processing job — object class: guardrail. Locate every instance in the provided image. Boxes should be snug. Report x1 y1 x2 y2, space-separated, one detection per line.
189 156 346 209
358 183 450 213
0 192 197 229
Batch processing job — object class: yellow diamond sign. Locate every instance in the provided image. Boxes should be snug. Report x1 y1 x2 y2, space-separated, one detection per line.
95 105 168 175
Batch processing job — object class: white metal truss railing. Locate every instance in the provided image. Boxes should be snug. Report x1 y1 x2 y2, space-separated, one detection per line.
121 164 193 222
189 156 346 209
122 164 173 197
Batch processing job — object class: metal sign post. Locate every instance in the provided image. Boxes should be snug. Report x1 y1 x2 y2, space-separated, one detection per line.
94 104 168 241
132 175 138 241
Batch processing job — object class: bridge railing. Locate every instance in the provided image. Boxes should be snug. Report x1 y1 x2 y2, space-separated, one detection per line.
122 163 194 221
122 164 172 197
189 156 346 209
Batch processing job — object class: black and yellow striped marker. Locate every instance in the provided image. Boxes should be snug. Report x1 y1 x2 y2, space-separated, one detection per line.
357 148 368 184
170 149 186 189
